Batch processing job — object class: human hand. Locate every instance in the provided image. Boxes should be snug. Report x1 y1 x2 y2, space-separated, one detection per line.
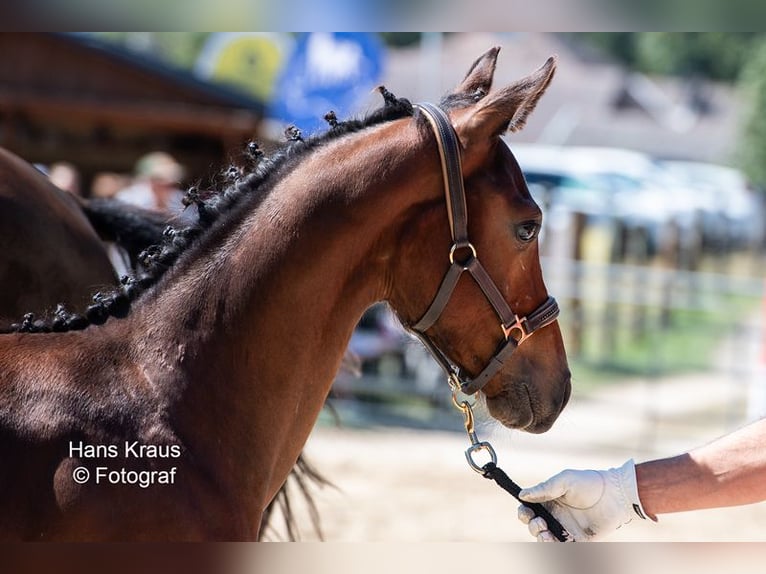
517 459 650 541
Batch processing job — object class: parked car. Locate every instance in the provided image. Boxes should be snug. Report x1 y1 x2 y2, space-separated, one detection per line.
508 142 749 255
660 159 764 249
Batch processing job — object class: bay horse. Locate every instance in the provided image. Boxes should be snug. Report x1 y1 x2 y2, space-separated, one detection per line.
0 147 118 327
0 145 322 539
0 47 570 541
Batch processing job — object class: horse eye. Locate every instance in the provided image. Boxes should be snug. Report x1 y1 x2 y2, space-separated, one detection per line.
516 222 540 242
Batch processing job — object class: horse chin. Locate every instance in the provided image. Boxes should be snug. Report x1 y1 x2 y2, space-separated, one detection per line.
484 380 568 434
484 391 537 432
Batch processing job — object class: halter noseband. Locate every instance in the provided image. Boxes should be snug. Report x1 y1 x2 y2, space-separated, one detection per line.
410 102 560 395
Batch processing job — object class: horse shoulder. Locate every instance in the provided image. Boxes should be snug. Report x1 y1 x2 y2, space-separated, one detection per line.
0 331 160 443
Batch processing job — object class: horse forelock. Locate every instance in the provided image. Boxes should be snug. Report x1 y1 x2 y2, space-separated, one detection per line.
6 93 417 335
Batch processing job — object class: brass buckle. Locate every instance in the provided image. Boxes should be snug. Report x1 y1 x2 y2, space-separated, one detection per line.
502 315 531 345
451 386 498 474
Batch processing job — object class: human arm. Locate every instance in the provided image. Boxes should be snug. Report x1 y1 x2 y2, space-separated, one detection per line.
637 417 766 516
518 418 766 541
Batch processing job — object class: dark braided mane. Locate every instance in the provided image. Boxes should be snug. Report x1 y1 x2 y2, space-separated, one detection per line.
6 91 414 335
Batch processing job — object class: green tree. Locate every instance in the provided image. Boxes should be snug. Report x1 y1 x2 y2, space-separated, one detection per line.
737 38 766 189
96 32 210 70
572 32 760 82
635 33 756 81
571 33 638 65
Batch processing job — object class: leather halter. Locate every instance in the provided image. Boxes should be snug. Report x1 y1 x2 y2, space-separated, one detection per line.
410 102 560 395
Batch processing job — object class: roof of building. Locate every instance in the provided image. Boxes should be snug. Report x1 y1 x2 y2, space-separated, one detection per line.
379 33 741 164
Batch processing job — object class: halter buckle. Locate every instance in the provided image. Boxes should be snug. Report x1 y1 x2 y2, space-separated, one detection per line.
502 315 532 345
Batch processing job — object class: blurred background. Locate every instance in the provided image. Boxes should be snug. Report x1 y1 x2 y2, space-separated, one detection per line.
3 32 765 541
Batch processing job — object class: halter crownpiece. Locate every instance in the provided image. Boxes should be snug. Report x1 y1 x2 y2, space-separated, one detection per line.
410 102 560 395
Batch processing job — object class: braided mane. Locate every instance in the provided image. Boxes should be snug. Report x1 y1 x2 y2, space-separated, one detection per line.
8 92 414 334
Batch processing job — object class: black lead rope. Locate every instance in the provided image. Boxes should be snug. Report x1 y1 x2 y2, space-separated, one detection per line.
481 462 570 542
449 389 570 542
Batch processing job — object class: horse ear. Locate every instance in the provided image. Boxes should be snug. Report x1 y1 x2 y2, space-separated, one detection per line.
459 56 557 140
453 46 501 97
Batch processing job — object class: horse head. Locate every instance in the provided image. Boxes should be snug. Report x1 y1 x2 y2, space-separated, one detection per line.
389 48 570 433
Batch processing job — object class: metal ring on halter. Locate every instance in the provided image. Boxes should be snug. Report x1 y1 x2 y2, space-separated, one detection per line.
449 242 477 266
447 372 462 393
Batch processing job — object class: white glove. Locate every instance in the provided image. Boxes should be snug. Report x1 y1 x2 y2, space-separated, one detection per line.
517 459 652 541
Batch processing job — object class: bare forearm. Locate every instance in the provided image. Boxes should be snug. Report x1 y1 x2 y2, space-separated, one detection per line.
636 418 766 517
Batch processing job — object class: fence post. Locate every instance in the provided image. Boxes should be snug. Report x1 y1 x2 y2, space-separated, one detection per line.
601 218 626 363
747 279 766 421
569 212 587 358
628 226 650 340
658 219 681 330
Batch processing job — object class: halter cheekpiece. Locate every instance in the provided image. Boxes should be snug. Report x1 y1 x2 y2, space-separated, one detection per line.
410 102 560 395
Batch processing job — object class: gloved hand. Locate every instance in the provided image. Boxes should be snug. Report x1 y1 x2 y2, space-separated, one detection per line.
517 459 653 541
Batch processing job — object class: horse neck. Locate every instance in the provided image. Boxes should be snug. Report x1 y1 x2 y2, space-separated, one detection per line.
132 118 435 508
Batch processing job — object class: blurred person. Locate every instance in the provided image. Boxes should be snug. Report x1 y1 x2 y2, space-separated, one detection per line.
116 151 194 224
48 161 81 196
102 156 189 277
91 172 132 199
518 417 766 541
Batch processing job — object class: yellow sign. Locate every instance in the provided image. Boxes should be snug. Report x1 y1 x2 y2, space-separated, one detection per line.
195 33 293 102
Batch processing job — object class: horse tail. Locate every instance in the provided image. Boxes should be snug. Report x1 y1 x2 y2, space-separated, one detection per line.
259 453 334 541
78 197 169 267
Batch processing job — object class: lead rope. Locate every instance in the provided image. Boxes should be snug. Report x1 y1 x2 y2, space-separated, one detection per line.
448 376 570 542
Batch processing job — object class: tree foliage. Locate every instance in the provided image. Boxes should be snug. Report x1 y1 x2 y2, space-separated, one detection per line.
573 32 761 82
96 32 211 70
737 38 766 188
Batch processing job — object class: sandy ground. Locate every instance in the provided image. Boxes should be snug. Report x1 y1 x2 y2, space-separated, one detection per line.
262 371 766 542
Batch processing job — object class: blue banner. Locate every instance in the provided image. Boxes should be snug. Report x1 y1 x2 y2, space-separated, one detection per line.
268 33 384 135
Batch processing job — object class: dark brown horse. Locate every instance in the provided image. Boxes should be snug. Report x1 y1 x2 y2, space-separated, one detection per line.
0 148 117 327
0 145 321 540
0 48 570 541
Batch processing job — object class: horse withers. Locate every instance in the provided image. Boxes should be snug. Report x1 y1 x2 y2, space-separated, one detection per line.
0 47 570 540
